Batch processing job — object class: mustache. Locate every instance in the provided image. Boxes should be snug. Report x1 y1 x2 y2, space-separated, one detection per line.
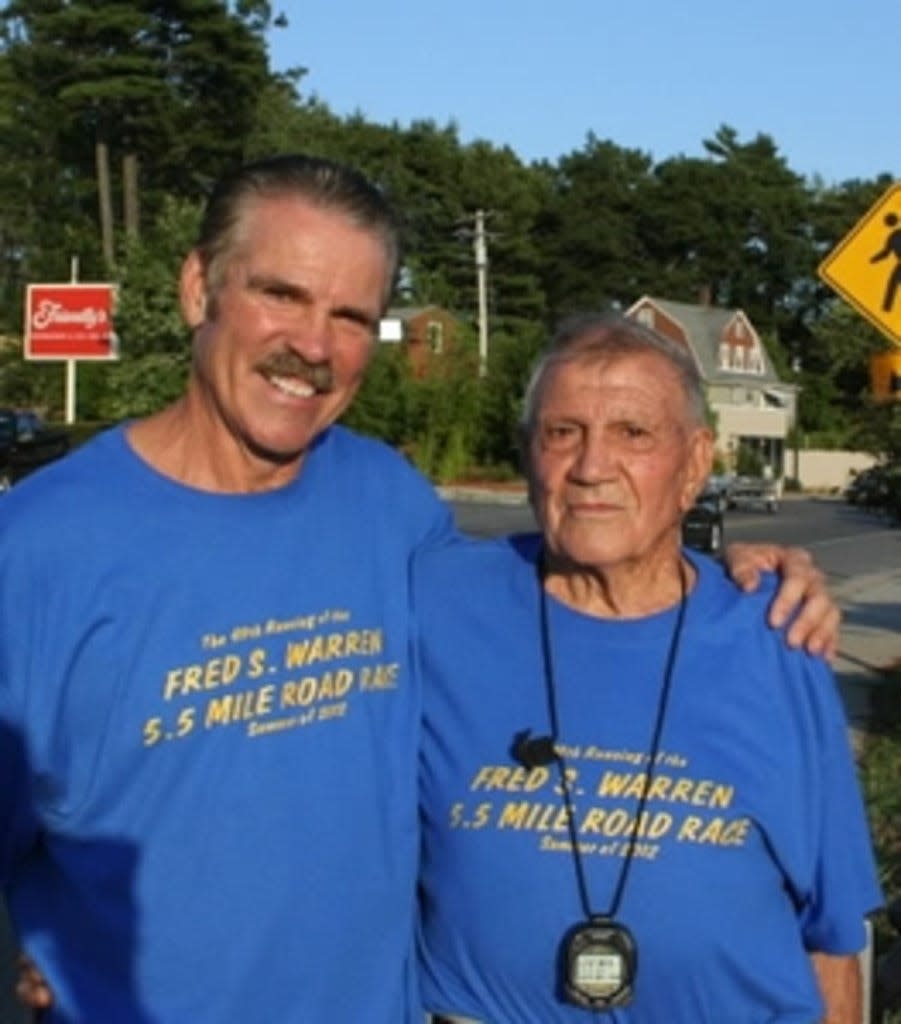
258 351 334 393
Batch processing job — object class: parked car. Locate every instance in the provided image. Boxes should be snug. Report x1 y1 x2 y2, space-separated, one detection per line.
0 408 70 490
726 474 779 514
682 493 725 556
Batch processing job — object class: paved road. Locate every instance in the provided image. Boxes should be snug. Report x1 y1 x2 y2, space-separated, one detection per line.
449 495 900 586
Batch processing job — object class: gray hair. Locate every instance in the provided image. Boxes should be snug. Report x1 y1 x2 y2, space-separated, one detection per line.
195 153 401 309
519 312 707 440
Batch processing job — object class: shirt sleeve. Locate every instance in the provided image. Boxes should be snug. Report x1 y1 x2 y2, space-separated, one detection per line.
798 658 883 954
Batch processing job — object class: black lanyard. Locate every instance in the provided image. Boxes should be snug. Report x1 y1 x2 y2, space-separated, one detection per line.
535 552 689 922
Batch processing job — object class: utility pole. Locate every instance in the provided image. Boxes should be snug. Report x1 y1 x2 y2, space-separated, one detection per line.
791 356 802 485
474 209 489 377
454 210 493 376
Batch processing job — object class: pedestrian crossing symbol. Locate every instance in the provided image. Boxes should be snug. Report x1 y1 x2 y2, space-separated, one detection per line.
818 181 901 347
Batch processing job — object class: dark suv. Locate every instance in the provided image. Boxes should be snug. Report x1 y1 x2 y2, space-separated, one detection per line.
0 409 70 490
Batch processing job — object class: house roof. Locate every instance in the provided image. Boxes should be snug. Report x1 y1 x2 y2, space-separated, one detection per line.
633 296 784 387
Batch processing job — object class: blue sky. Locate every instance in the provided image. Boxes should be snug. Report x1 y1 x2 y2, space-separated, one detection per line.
267 1 899 187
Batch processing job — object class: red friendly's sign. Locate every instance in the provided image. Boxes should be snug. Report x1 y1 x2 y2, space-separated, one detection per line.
24 282 118 360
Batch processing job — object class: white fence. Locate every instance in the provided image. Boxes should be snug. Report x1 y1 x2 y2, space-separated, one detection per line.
787 450 878 492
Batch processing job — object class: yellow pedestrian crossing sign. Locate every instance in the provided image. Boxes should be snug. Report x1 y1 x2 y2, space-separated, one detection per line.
818 181 901 347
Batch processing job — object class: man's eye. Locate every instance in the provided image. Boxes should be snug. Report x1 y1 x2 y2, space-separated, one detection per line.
613 422 658 449
335 310 375 332
542 424 580 448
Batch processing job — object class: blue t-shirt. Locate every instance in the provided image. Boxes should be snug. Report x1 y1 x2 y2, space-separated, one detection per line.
0 423 453 1023
414 534 882 1023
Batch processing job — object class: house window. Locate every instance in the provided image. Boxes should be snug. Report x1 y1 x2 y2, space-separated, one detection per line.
732 347 746 371
636 306 654 327
427 321 444 354
719 342 730 369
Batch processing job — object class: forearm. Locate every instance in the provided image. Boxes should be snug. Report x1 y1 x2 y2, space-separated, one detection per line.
810 951 862 1024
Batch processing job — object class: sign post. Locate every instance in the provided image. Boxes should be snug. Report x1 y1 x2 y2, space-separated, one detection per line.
24 275 118 423
66 257 78 425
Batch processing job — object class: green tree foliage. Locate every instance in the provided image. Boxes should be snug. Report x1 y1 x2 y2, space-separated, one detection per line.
73 194 199 419
535 134 655 319
808 304 886 419
455 142 550 331
245 82 333 159
848 401 901 463
83 349 190 421
861 679 901 947
475 323 546 469
340 343 411 448
344 336 482 483
406 341 482 483
115 195 202 356
0 345 65 416
0 13 895 472
0 0 280 280
637 155 728 302
698 127 811 332
378 120 470 311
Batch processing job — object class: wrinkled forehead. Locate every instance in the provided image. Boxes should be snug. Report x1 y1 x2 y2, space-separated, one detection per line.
215 193 394 301
537 349 687 416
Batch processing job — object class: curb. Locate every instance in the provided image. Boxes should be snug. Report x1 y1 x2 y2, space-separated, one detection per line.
437 485 529 506
831 568 901 601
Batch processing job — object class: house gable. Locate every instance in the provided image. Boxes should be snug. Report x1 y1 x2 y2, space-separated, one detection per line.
626 298 701 372
718 311 767 375
626 296 779 385
631 297 685 343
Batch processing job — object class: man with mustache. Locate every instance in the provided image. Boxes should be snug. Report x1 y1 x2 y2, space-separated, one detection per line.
0 154 840 1022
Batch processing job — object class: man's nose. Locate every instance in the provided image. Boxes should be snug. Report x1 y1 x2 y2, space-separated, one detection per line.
569 429 615 482
287 309 333 362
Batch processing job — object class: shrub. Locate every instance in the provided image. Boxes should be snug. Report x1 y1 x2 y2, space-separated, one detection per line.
860 668 901 968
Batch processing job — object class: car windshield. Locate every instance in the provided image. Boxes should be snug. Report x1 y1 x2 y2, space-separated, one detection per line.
15 413 40 435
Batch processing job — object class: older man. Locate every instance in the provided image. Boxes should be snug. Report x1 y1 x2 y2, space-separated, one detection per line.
415 314 880 1024
2 158 842 1022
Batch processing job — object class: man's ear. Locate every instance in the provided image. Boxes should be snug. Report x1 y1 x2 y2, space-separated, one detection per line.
680 427 715 512
179 251 208 329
